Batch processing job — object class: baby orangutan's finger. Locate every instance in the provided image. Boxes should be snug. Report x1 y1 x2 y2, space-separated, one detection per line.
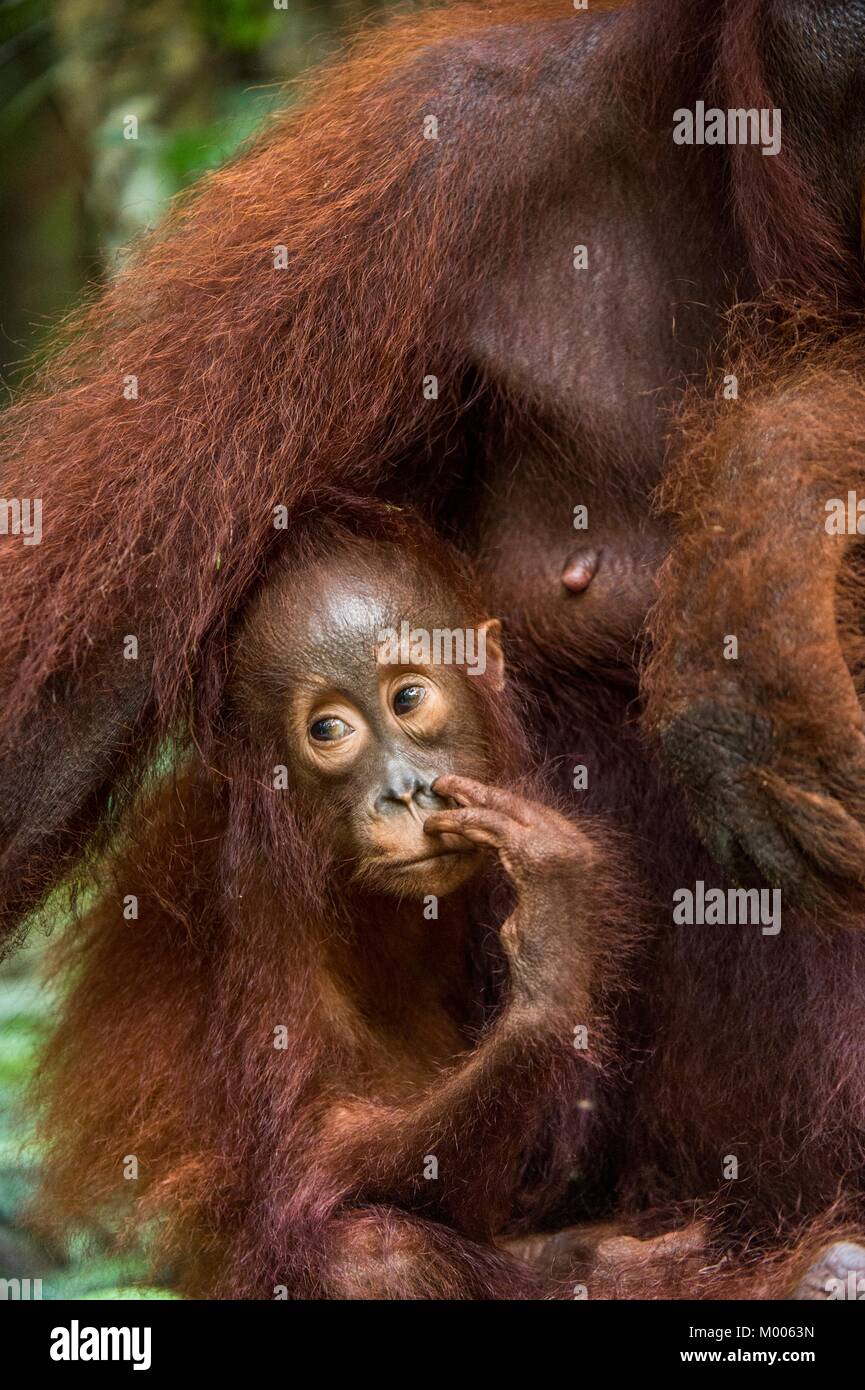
433 775 531 826
424 806 517 850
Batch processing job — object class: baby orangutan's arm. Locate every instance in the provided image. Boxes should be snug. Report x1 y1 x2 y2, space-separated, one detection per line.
318 778 627 1240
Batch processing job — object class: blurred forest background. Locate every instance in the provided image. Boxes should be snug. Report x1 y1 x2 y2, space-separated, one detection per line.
0 0 404 1299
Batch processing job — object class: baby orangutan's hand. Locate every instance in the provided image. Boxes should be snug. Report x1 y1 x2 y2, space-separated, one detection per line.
426 775 600 1014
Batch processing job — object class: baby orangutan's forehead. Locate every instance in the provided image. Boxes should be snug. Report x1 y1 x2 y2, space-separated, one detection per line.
310 587 390 649
247 546 482 700
297 582 391 651
276 603 402 691
281 563 456 666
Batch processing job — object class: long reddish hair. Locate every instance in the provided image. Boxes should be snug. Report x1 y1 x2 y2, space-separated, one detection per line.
28 508 546 1298
1 0 852 748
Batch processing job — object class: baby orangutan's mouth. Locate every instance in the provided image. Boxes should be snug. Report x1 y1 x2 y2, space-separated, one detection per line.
388 848 469 869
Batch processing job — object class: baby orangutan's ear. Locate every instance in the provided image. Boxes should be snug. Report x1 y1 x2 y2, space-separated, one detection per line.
478 618 505 691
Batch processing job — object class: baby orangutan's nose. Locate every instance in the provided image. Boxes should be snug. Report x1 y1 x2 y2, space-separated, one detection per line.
409 772 454 812
414 781 452 812
374 767 450 814
562 547 601 593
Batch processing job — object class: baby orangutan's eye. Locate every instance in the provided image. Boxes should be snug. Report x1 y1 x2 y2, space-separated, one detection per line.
393 685 426 716
309 716 353 743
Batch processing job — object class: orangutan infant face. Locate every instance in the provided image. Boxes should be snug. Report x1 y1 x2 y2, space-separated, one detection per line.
273 557 504 899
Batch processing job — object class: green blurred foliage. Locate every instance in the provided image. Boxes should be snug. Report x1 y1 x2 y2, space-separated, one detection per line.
0 0 395 386
0 0 401 1301
0 932 178 1298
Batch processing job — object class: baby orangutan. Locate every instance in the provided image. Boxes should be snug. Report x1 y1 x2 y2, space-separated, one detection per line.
32 514 632 1299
